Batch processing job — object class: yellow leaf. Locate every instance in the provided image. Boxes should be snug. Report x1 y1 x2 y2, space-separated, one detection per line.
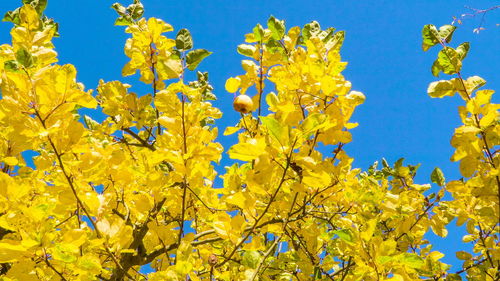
19 5 39 30
189 273 201 281
427 79 456 98
3 157 18 166
62 229 88 248
213 213 231 240
345 122 358 129
175 260 193 276
224 126 240 136
147 17 173 41
429 251 445 261
459 156 478 178
149 269 179 281
158 58 182 79
361 219 377 241
230 215 246 243
120 249 136 254
225 77 241 93
430 215 448 237
266 92 279 111
456 251 472 260
225 191 247 209
302 170 331 188
346 91 365 105
0 242 27 263
78 254 102 274
228 139 265 161
474 90 494 106
479 109 498 128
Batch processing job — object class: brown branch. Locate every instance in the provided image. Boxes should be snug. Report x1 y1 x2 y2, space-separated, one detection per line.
250 192 299 280
257 42 264 118
216 138 298 268
121 126 156 151
44 254 68 281
177 180 188 248
109 197 167 280
150 42 162 136
185 184 223 213
395 188 443 241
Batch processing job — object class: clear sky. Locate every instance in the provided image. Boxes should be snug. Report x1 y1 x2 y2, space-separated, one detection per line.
1 0 499 274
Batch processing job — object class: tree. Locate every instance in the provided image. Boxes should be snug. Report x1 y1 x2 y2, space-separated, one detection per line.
0 0 497 280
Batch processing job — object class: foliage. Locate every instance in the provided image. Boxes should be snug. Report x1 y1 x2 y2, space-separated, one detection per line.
423 23 499 280
0 1 497 281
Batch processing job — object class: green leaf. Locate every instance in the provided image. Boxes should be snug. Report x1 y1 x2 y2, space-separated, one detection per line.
237 44 256 57
83 115 99 130
53 244 77 263
114 16 133 26
399 253 424 269
438 25 456 44
320 27 335 42
408 163 421 177
455 251 472 260
325 30 345 51
111 3 127 16
252 23 264 42
42 17 59 36
242 251 261 269
4 60 19 72
421 24 455 52
302 21 321 42
332 229 353 243
200 117 215 127
202 90 216 101
422 24 440 51
176 29 193 51
381 158 389 168
446 274 462 281
456 42 470 60
300 113 327 137
437 47 461 75
170 49 181 60
431 167 445 186
377 255 393 264
15 48 34 68
427 79 456 98
23 0 48 14
267 15 285 40
265 39 283 54
394 158 404 169
368 161 378 175
260 116 285 144
431 60 441 77
313 266 322 280
265 92 278 109
186 49 212 70
127 1 144 20
3 8 21 25
466 76 486 92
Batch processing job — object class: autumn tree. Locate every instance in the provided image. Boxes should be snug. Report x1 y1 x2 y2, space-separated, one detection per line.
0 0 498 280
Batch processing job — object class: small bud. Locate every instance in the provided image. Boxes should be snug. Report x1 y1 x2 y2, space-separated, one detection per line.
208 253 218 266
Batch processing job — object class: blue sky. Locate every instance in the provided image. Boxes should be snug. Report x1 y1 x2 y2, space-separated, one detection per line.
1 0 499 274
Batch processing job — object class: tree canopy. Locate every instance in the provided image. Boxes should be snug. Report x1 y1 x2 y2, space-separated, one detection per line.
0 1 498 280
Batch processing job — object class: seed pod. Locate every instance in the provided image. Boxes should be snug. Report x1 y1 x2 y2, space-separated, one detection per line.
233 94 253 114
